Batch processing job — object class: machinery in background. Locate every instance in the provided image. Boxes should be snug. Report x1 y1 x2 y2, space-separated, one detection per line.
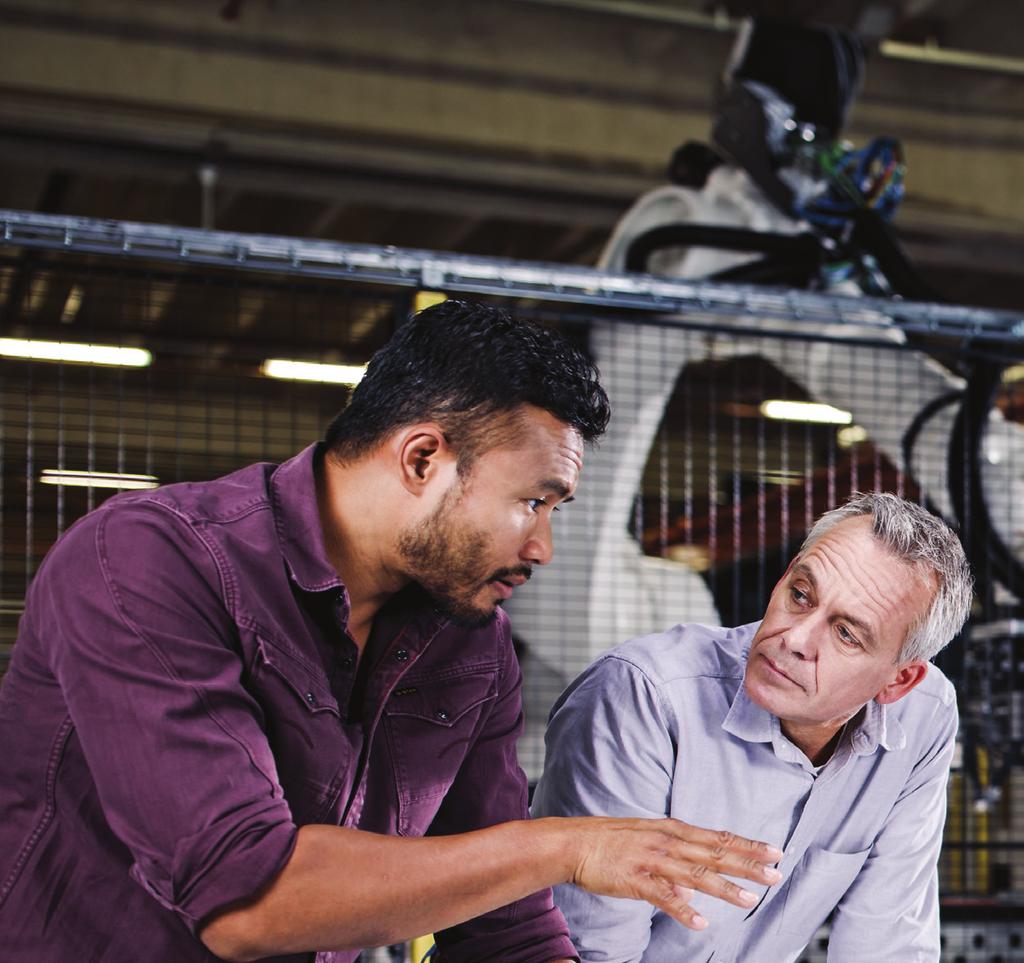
593 16 1024 815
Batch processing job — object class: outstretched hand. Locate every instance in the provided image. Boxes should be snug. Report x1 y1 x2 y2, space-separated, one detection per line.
565 816 783 930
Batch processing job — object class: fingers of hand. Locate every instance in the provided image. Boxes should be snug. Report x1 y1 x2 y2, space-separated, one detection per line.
644 877 707 931
661 820 783 863
648 851 767 909
684 860 759 908
656 826 782 887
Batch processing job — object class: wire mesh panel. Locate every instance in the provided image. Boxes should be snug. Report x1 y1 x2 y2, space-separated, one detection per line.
0 254 412 673
2 221 1024 959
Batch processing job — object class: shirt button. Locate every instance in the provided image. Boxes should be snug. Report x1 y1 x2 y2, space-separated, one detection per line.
305 692 317 706
395 649 410 662
435 709 449 721
340 655 355 670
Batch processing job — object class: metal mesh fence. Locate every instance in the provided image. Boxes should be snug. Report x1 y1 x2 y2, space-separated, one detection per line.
1 222 1023 959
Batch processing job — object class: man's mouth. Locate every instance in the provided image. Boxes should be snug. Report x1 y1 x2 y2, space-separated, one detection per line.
488 570 531 600
762 653 803 689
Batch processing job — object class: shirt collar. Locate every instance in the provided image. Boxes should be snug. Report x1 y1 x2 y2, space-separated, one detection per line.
269 442 344 595
722 635 908 759
722 674 774 745
852 696 907 754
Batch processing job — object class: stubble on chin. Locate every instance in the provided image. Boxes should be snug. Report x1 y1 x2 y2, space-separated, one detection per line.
396 496 495 628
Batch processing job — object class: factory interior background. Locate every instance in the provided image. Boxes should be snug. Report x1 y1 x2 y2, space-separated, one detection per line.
1 1 1023 961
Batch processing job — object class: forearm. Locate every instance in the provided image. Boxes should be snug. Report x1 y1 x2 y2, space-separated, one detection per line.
201 818 573 961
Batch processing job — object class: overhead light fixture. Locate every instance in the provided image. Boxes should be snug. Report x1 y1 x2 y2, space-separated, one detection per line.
60 284 84 325
837 425 869 449
261 359 366 385
760 470 805 486
40 469 159 490
760 400 853 425
0 338 151 368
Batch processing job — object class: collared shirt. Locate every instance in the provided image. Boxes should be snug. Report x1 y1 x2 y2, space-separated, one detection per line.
531 622 956 963
0 444 573 963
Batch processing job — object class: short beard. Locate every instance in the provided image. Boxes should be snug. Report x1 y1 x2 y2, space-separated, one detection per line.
397 487 498 629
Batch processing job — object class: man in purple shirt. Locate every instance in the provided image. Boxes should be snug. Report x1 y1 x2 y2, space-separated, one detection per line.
0 300 781 963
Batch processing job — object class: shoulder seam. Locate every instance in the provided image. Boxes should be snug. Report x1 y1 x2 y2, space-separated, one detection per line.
93 508 278 793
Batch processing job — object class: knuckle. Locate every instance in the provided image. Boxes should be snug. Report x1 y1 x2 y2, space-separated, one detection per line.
715 829 737 847
689 863 709 881
724 880 747 901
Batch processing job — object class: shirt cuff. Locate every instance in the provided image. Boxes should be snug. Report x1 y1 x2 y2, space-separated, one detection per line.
135 815 298 934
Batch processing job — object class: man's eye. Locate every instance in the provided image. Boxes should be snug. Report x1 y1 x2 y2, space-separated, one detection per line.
526 497 563 513
837 625 860 647
790 587 808 605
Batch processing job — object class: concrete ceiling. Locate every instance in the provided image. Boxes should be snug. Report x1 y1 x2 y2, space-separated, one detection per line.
0 0 1022 308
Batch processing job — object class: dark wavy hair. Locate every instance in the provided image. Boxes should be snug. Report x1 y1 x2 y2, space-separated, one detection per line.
325 300 610 470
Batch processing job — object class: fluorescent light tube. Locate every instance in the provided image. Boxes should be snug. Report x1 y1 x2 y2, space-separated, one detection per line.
759 400 853 425
261 359 366 385
40 470 159 490
0 338 151 368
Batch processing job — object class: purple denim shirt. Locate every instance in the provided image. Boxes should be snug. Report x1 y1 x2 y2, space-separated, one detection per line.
0 444 574 963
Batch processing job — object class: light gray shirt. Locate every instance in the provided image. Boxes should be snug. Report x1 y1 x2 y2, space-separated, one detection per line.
531 622 957 963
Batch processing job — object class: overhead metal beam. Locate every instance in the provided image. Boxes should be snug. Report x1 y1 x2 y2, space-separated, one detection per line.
1 208 1021 344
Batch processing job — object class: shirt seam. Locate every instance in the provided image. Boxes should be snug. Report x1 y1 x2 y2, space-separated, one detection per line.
144 491 270 526
94 507 279 796
0 714 74 909
597 654 682 748
601 652 744 689
112 498 240 613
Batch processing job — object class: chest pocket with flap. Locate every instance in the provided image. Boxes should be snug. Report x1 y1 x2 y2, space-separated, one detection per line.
383 667 499 834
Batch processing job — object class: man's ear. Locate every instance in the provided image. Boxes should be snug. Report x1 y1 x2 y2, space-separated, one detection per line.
396 425 457 495
875 660 928 705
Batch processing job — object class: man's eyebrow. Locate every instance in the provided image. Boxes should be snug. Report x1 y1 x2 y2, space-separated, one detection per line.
791 562 816 586
538 480 574 502
791 562 877 647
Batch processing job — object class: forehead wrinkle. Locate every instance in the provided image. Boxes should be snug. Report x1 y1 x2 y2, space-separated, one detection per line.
800 539 902 647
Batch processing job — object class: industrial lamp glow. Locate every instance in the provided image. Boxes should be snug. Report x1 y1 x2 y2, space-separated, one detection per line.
759 400 853 425
40 470 159 491
261 359 366 385
0 338 151 368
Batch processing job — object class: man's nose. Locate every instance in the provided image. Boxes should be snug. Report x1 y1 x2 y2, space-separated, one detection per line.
782 619 818 660
521 515 554 567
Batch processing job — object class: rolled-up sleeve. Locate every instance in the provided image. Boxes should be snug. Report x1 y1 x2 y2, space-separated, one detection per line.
425 618 577 963
530 655 677 963
32 500 297 931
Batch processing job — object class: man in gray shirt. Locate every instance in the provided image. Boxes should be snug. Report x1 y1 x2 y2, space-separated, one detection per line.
532 492 973 962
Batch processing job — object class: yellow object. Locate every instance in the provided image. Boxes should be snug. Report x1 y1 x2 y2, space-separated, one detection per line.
976 747 990 894
414 291 447 313
409 935 435 962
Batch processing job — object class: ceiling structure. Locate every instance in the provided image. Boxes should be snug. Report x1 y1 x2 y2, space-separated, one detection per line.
0 0 1021 310
0 0 1022 675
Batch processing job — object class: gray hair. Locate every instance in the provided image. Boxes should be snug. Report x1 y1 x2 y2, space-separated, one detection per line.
799 492 973 663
